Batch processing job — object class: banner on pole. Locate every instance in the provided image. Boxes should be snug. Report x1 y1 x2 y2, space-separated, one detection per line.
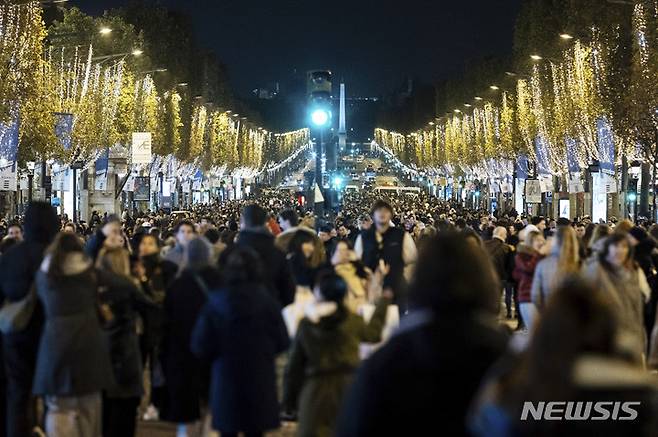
525 179 542 203
54 112 73 150
132 132 152 164
0 164 17 191
133 176 150 201
314 183 324 203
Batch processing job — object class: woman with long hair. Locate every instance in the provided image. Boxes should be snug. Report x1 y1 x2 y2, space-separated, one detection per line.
191 246 289 437
531 225 580 310
287 230 325 290
163 237 220 436
96 246 154 437
33 233 114 437
584 232 650 361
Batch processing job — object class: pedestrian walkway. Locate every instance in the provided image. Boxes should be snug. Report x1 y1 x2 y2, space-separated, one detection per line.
136 421 297 436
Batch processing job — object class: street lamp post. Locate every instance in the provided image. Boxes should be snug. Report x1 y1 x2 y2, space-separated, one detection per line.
71 160 84 223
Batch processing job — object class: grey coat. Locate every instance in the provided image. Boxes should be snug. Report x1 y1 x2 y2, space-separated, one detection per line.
33 254 114 396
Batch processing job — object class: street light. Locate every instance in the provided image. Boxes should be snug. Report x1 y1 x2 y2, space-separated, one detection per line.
131 48 144 56
311 108 330 127
474 96 483 101
530 54 543 61
489 85 499 90
560 33 574 40
99 27 112 36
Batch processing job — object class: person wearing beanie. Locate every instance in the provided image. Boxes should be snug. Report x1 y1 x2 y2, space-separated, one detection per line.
283 271 391 437
162 236 220 434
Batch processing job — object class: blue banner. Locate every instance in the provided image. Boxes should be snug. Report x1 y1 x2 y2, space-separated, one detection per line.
193 169 203 181
534 136 551 175
95 148 109 175
516 154 529 179
565 137 580 173
0 116 19 165
54 112 73 151
596 117 615 174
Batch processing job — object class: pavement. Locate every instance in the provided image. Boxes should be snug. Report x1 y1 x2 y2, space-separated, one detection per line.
137 421 297 436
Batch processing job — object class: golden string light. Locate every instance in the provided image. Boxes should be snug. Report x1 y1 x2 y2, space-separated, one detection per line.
375 23 634 177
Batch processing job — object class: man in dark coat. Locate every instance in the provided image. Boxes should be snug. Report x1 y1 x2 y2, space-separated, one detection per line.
336 233 509 437
0 202 59 437
484 226 516 318
236 204 295 307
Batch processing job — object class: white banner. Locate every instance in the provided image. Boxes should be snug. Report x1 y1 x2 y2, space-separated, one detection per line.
132 132 152 164
0 165 17 191
539 175 554 193
53 168 72 192
525 180 542 203
515 179 525 212
568 173 584 193
95 174 107 191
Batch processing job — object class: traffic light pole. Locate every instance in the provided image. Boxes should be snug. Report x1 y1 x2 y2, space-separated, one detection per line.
314 128 324 216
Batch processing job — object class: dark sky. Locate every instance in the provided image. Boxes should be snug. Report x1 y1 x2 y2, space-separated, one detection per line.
72 0 522 98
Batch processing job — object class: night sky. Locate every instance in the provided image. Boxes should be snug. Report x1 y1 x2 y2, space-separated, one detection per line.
72 0 522 98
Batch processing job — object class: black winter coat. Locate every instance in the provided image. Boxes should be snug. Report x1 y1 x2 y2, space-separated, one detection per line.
139 254 177 352
236 229 295 307
97 270 155 398
33 259 114 396
484 238 514 283
162 267 217 422
336 312 508 437
191 283 290 433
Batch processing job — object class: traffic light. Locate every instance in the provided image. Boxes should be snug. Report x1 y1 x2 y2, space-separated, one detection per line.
307 70 332 128
628 178 638 203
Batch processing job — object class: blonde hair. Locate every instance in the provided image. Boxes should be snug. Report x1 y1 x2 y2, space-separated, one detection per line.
96 247 131 277
589 224 611 249
554 226 580 280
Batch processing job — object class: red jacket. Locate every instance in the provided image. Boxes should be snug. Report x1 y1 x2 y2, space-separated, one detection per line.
513 245 543 303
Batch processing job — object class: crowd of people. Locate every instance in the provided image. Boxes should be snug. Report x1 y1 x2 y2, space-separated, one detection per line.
0 188 658 437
